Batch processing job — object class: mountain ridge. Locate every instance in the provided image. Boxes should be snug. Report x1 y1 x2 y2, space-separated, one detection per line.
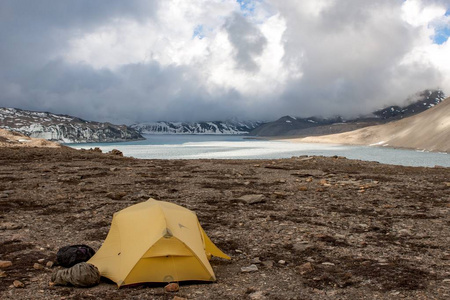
286 97 450 153
251 90 445 137
0 108 144 143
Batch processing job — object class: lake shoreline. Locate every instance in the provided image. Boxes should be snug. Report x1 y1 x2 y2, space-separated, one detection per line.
265 134 449 154
67 134 449 168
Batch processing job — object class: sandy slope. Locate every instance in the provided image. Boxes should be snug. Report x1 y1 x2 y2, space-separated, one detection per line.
285 97 450 153
0 128 60 148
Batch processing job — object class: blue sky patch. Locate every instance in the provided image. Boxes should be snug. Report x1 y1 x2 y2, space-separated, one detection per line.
193 25 205 39
433 9 450 45
434 27 450 44
237 0 256 14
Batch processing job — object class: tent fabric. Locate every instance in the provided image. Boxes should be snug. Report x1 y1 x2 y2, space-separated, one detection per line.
88 198 230 287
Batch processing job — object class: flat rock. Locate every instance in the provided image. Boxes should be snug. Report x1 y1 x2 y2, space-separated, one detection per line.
13 280 25 288
0 260 12 268
241 264 259 273
251 257 262 264
262 260 274 268
249 291 266 300
237 194 265 205
293 242 313 252
297 262 314 275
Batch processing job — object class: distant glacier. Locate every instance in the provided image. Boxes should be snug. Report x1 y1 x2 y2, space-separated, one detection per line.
130 120 265 135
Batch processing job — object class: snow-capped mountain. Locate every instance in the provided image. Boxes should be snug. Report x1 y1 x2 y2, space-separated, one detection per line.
0 108 144 143
373 90 445 119
131 120 264 135
250 89 446 136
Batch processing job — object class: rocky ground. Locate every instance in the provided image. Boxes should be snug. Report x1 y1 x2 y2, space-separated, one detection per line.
0 146 449 299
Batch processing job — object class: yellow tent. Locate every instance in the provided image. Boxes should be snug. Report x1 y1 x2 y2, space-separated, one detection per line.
88 198 230 287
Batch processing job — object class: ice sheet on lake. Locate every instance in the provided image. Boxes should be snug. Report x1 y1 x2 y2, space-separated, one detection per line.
72 137 449 167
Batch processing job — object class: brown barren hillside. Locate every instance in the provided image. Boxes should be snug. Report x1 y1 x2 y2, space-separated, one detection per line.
289 97 450 153
0 128 60 148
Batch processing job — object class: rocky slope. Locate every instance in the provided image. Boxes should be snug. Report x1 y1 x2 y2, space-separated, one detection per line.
0 128 60 148
373 90 445 120
0 108 144 143
252 90 446 137
131 120 264 135
291 97 450 153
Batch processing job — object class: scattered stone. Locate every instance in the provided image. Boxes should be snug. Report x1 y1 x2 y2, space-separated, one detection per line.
249 291 266 300
110 167 118 171
13 280 25 288
297 262 314 275
262 260 274 268
278 260 286 265
241 264 259 273
273 191 287 198
172 296 187 300
106 191 128 200
293 242 312 252
398 229 412 236
319 179 329 186
46 261 54 268
38 259 45 263
164 282 179 292
298 185 308 191
443 279 450 283
251 257 262 264
33 263 44 270
237 194 265 205
109 149 123 156
0 260 12 268
0 270 7 277
321 262 335 266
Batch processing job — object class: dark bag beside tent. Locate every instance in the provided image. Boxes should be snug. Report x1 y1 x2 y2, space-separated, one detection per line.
56 245 95 268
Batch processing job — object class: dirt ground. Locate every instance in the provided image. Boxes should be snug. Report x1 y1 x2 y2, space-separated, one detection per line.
0 146 449 300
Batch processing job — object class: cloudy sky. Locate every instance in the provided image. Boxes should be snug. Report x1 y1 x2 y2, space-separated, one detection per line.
0 0 449 124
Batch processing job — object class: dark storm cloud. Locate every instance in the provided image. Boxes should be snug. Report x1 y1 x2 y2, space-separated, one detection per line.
226 13 267 72
1 57 245 124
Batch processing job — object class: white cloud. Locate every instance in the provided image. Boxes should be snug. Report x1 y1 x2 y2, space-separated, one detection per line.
402 0 447 27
